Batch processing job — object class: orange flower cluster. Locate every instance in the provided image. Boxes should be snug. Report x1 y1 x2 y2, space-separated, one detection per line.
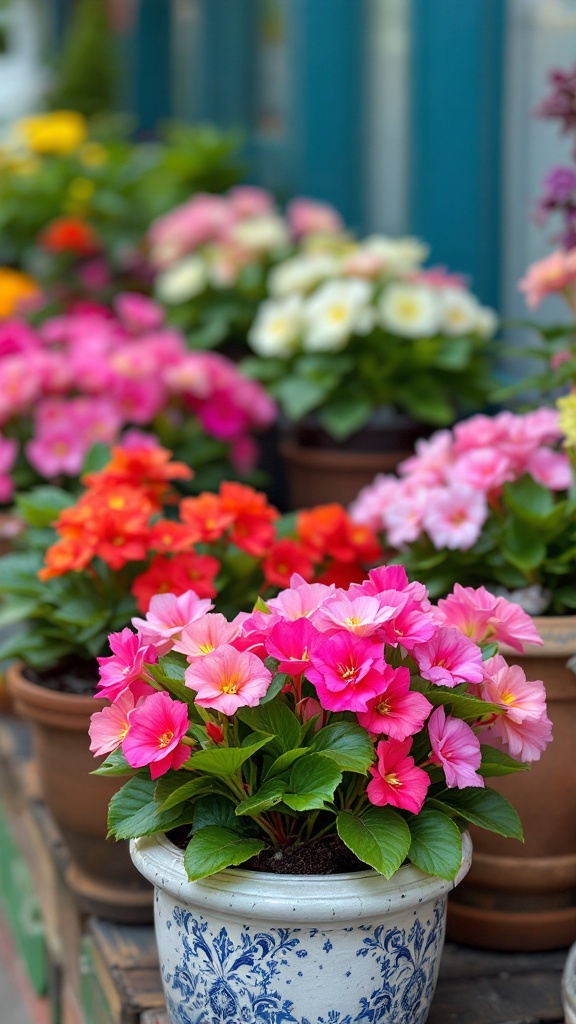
40 446 383 615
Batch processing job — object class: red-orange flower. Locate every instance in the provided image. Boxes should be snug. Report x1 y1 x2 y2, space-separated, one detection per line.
179 492 234 543
132 552 220 612
262 538 315 589
148 519 202 553
84 446 192 509
219 481 279 557
297 503 382 565
39 216 101 256
39 536 94 580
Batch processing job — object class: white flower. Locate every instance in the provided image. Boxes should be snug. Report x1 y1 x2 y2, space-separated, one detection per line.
268 254 340 298
303 278 373 352
248 296 304 357
475 306 498 339
155 256 207 304
379 282 440 338
231 214 290 253
363 234 429 273
438 287 483 336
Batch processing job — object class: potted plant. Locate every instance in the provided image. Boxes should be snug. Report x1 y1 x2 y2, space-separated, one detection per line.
350 405 576 950
92 566 548 1022
239 236 499 509
0 292 276 501
0 442 381 919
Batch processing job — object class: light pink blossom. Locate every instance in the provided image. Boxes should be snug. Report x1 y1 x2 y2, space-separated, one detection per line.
172 613 242 659
423 485 487 550
132 591 214 655
184 644 272 715
477 654 552 761
89 689 137 756
97 628 158 701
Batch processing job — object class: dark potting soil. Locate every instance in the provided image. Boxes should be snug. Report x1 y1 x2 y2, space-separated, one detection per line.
23 657 100 696
167 827 366 875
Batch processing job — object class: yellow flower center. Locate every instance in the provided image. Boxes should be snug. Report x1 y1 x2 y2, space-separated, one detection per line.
385 772 402 787
158 730 174 749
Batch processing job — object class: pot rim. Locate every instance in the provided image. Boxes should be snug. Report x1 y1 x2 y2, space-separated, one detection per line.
130 830 472 924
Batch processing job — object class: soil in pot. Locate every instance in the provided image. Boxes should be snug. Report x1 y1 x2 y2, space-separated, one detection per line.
7 660 153 923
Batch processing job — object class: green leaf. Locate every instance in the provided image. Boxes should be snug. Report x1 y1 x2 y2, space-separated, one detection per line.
81 442 112 475
258 672 288 705
407 809 463 879
0 595 39 626
318 395 373 440
478 746 531 778
431 788 523 840
16 486 74 528
502 520 547 573
336 807 411 878
107 777 184 840
274 377 328 420
265 747 309 778
192 795 239 831
184 734 273 777
157 775 228 811
236 702 301 752
310 721 378 773
412 682 503 721
92 749 134 777
184 825 266 880
236 778 287 816
253 596 272 614
504 475 554 521
282 753 342 811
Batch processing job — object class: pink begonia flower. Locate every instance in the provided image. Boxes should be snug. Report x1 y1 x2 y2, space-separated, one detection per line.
122 690 190 779
264 617 323 677
349 475 400 531
25 429 87 479
518 248 576 308
311 592 405 638
353 564 429 606
115 292 165 334
119 428 161 451
412 626 484 687
184 645 272 715
398 431 453 485
306 631 384 712
449 448 514 493
230 434 258 475
148 193 230 265
296 697 325 731
97 628 158 702
477 654 552 762
0 355 42 422
428 706 484 788
377 594 437 650
132 591 214 655
228 185 275 217
423 484 487 550
89 689 137 757
525 447 572 491
196 389 247 440
266 575 334 620
172 613 242 660
357 665 433 741
287 197 343 238
366 737 430 814
0 434 17 503
436 585 542 652
381 484 430 547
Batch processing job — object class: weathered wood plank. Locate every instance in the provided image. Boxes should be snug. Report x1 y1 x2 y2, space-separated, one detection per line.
429 968 564 1024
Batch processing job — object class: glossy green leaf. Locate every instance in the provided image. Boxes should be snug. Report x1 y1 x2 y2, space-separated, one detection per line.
184 735 273 777
184 826 266 880
282 753 342 811
407 809 463 879
336 807 411 878
107 777 183 839
309 721 375 773
431 788 523 840
236 778 287 816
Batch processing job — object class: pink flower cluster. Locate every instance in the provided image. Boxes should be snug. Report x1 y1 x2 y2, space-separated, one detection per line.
0 292 275 491
350 408 571 550
518 248 576 309
148 186 343 276
89 568 551 814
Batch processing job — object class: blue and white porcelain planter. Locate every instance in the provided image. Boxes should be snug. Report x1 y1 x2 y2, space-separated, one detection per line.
130 831 472 1024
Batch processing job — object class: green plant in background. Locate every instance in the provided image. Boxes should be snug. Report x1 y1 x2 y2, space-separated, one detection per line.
47 0 115 118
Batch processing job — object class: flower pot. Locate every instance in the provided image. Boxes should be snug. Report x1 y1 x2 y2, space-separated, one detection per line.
280 410 431 510
6 661 153 923
447 616 576 951
130 830 472 1024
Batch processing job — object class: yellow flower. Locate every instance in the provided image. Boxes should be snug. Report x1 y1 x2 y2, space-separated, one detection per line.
79 142 108 168
0 268 40 319
16 110 87 155
68 177 95 204
557 393 576 448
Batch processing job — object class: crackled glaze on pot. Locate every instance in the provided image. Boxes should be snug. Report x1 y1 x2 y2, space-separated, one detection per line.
131 832 472 1024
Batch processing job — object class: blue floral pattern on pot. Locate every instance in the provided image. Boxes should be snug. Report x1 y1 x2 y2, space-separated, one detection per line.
158 897 445 1024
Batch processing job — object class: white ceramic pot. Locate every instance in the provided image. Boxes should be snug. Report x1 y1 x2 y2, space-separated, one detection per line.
131 831 472 1024
563 940 576 1024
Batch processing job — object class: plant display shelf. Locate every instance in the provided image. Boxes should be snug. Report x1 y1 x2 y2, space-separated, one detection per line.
0 714 569 1024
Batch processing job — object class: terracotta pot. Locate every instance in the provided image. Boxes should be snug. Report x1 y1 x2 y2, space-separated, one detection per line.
447 616 576 951
280 411 430 510
6 662 153 923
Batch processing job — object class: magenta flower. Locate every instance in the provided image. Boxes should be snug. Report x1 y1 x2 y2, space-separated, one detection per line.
412 626 484 687
357 665 433 740
132 591 214 655
428 707 484 788
122 691 190 779
89 689 136 756
264 618 322 677
267 575 334 620
97 628 158 701
115 292 164 334
184 645 272 715
306 631 384 712
366 738 430 814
